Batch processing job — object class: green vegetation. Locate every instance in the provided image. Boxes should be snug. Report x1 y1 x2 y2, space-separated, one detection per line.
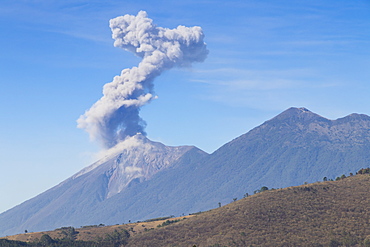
156 219 181 228
95 229 130 246
142 216 173 223
80 224 104 229
253 186 269 194
0 237 98 247
59 227 78 241
0 229 128 247
0 239 29 247
1 216 193 246
357 167 370 174
321 167 370 183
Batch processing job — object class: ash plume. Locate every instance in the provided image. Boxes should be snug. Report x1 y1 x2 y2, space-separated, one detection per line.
77 11 208 148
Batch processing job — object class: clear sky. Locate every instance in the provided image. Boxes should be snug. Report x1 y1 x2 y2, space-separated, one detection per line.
0 0 369 213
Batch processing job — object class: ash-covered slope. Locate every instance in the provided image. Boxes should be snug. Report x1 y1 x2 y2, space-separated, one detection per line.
71 134 195 199
0 135 205 236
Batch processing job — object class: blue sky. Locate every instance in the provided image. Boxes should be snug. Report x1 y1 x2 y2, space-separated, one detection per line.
0 0 369 213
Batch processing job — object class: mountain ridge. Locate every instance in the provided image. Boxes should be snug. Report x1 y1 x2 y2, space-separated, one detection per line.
1 107 370 237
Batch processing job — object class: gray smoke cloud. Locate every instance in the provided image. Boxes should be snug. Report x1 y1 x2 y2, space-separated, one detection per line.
77 11 208 148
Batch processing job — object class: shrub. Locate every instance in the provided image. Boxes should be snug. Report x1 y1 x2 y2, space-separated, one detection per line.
157 219 181 228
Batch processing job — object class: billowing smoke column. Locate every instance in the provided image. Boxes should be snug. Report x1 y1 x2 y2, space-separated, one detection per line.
77 11 208 148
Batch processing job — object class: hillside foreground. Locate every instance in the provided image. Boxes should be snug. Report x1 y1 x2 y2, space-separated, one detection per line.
126 173 370 247
2 173 370 246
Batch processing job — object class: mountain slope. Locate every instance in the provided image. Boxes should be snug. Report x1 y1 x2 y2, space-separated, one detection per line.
1 107 370 237
202 107 370 194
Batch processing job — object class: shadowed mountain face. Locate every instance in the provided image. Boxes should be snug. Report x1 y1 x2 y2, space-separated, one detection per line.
1 107 370 236
209 107 370 190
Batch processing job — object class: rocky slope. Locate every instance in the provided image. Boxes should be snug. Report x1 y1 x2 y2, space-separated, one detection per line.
0 135 204 236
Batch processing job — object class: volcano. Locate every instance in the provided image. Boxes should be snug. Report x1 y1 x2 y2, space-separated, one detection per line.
1 107 370 236
0 135 206 236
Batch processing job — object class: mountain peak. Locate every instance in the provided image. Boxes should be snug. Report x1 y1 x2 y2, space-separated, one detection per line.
336 112 370 122
289 107 311 112
267 107 328 125
280 107 317 117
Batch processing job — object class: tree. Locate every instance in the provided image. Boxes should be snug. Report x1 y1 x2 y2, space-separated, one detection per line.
260 186 269 192
103 229 130 246
61 227 78 241
254 186 269 194
40 234 54 245
323 177 327 182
